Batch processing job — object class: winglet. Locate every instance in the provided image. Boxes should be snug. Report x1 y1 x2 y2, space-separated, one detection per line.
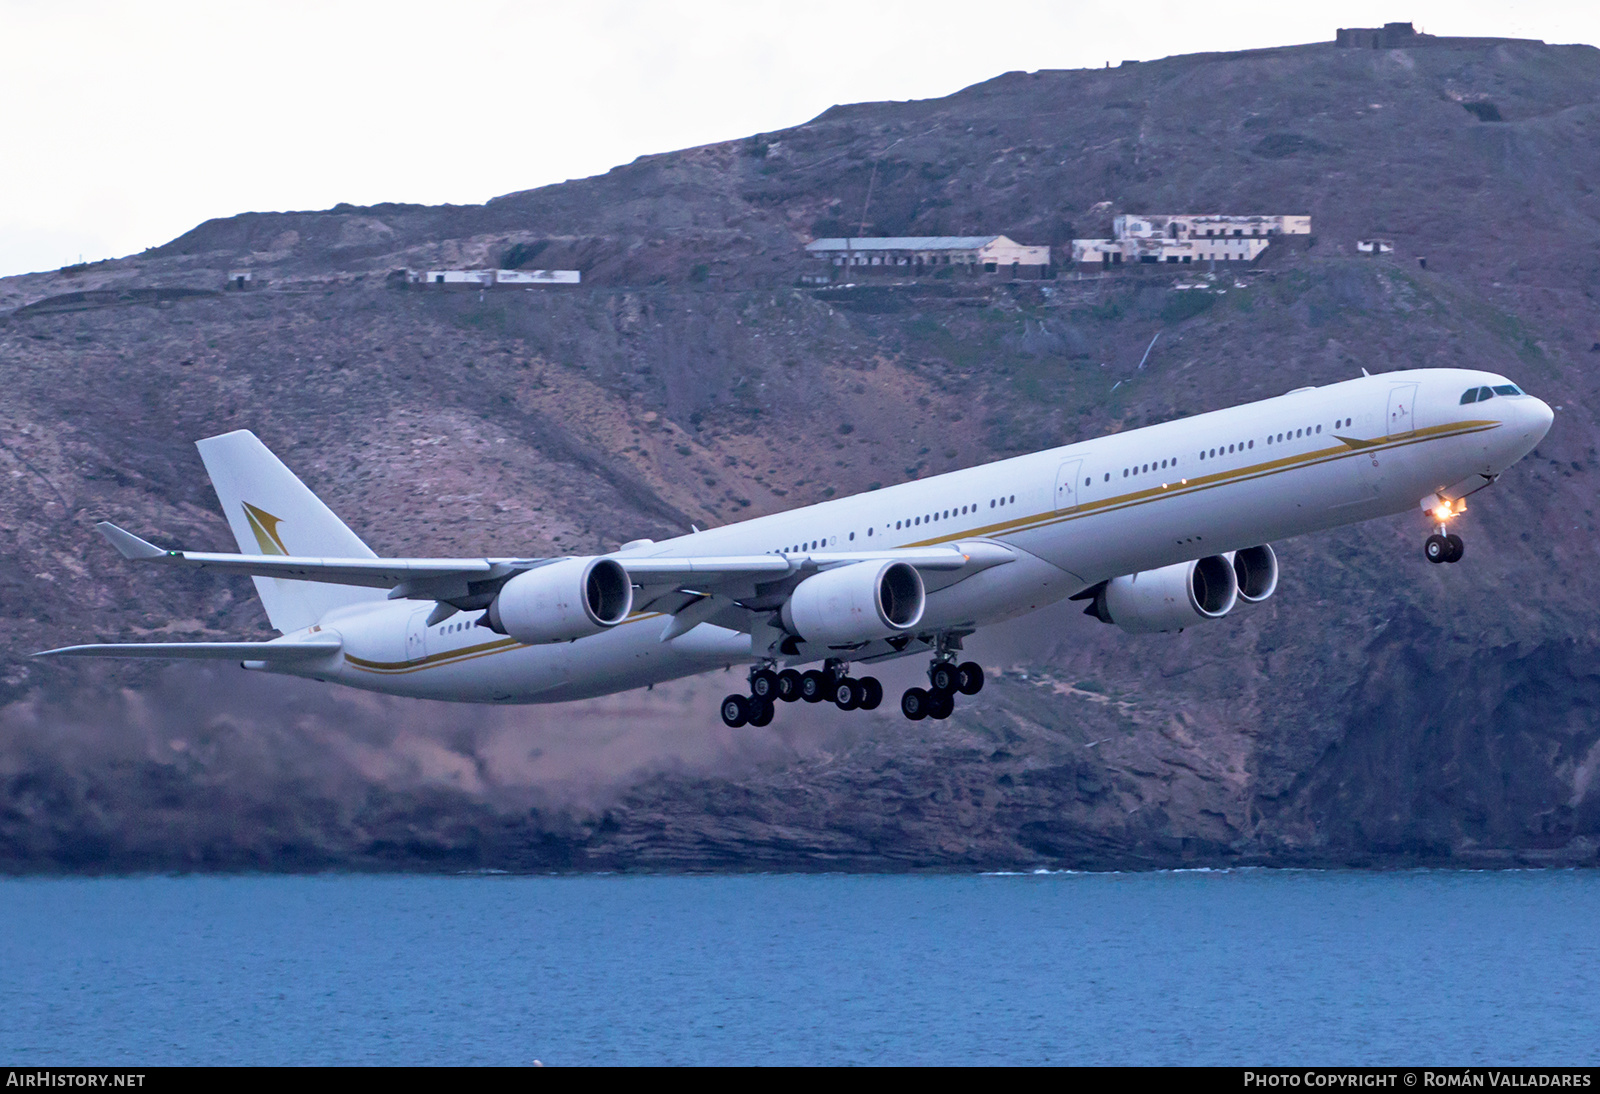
96 522 168 561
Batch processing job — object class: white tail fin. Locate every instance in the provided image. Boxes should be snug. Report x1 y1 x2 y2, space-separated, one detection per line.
195 430 385 633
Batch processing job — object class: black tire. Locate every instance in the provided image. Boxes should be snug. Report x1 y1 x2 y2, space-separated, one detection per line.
800 669 828 703
750 669 779 701
834 679 860 711
776 669 803 702
720 694 749 728
858 676 884 711
929 662 960 695
1445 534 1464 564
929 691 955 720
901 687 930 721
957 661 984 696
1425 534 1448 564
748 698 775 727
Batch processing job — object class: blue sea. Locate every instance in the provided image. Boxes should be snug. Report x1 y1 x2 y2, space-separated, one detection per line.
2 870 1597 1065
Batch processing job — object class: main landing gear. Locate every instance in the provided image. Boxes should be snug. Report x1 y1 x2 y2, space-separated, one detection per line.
900 658 984 722
721 660 884 727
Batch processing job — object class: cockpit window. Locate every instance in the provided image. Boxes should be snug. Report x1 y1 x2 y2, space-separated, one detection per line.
1492 384 1522 396
1478 386 1495 402
1460 388 1479 404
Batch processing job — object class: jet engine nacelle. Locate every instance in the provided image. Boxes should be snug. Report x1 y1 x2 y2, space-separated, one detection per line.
1229 544 1278 603
780 560 925 646
485 557 634 643
1091 554 1238 634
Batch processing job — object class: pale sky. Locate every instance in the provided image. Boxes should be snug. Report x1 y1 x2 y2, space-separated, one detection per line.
1 0 1594 277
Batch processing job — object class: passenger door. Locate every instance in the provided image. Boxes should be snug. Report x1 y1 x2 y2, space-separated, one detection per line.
1055 459 1083 513
1388 383 1419 439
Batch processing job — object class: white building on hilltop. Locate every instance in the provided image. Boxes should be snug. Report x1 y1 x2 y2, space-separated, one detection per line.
1073 214 1310 268
804 235 1051 280
414 269 581 287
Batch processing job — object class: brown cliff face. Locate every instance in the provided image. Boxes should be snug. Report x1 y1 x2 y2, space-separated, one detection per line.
2 36 1599 871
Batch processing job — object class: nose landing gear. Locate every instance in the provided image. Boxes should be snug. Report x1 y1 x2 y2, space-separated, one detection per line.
1424 533 1464 564
1423 497 1467 565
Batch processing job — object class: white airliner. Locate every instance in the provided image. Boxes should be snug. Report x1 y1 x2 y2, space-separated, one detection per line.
40 367 1552 726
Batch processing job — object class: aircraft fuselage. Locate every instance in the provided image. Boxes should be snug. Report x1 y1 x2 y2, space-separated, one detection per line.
281 367 1551 703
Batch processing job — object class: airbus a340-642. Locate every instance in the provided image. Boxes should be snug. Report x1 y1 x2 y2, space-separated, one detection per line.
40 368 1552 726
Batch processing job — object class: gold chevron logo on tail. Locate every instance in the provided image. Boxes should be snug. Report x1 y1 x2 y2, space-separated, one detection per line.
242 502 290 556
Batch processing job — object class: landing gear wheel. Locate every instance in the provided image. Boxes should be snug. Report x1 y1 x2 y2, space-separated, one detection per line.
833 679 860 711
1425 534 1448 564
957 662 985 696
1445 534 1464 564
799 669 828 703
928 691 955 720
776 669 803 702
747 697 775 727
929 662 960 695
750 669 779 702
858 676 884 711
901 687 931 721
720 694 750 728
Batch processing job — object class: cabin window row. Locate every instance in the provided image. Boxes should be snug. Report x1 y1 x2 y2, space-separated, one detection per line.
767 495 1019 554
1266 424 1322 445
1122 458 1181 478
897 496 1017 529
1195 418 1352 461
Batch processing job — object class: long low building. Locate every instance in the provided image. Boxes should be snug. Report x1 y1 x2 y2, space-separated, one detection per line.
804 235 1051 279
1073 214 1309 267
412 269 581 286
1073 235 1271 266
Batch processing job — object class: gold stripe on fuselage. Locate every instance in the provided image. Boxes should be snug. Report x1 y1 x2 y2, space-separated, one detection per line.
344 612 667 675
901 419 1497 547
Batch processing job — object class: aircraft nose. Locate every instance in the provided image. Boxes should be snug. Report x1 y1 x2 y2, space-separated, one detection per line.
1527 396 1555 441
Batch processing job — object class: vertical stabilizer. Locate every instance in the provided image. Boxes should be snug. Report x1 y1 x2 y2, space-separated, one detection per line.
195 430 385 633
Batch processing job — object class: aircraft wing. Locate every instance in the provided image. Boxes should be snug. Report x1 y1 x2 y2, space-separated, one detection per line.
95 522 1014 596
35 637 343 661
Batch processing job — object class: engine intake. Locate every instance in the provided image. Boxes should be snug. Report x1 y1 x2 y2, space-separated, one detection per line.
1090 555 1238 634
1230 545 1279 603
485 557 634 643
780 560 925 646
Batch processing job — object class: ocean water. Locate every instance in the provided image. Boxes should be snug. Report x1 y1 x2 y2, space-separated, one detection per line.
2 870 1597 1065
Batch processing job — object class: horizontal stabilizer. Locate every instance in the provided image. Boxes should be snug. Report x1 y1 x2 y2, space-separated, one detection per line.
93 523 522 589
97 522 166 560
34 638 342 661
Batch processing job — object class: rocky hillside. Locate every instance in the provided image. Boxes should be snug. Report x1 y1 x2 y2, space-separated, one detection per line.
3 33 1599 871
